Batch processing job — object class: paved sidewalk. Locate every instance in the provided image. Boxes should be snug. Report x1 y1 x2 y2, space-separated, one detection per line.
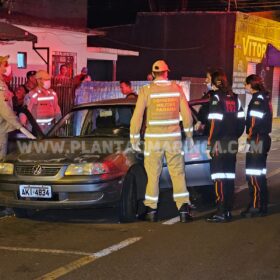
272 118 280 142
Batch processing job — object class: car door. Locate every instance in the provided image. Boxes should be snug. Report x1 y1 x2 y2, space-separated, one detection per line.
159 99 212 188
7 107 44 153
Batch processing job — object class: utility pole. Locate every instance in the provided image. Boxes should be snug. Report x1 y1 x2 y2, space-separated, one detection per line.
181 0 188 11
227 0 238 12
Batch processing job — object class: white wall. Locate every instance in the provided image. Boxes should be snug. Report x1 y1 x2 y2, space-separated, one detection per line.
0 25 118 78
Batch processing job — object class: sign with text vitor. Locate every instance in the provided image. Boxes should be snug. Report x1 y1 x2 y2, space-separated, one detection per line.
233 13 280 95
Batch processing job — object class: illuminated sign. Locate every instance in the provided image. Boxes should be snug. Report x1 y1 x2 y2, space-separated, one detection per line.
242 35 267 59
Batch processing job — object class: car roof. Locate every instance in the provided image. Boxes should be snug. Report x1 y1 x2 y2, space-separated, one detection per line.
72 97 209 111
73 98 137 110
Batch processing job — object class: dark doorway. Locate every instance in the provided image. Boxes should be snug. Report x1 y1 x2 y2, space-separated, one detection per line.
87 60 113 81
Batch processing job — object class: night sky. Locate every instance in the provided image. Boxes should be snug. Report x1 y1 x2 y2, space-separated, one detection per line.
87 0 280 28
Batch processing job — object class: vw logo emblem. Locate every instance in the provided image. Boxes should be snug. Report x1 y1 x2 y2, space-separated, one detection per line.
32 164 42 176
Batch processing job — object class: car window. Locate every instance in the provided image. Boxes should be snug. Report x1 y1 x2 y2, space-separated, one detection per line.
49 105 135 138
82 105 134 137
48 109 89 137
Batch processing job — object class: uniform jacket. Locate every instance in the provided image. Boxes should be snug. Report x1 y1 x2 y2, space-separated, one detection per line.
246 91 272 140
0 79 22 133
208 90 245 147
20 87 61 131
130 79 193 143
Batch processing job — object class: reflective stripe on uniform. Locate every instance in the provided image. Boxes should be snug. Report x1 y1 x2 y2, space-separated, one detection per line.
32 93 38 98
237 111 245 118
214 94 220 101
173 192 189 198
37 96 55 101
144 151 150 156
238 98 241 110
211 173 236 180
145 132 181 138
257 95 264 100
208 113 223 120
246 169 263 176
150 93 180 98
249 110 264 118
149 119 180 125
145 195 158 202
154 80 171 85
262 168 267 174
36 118 54 124
184 127 193 132
130 134 140 139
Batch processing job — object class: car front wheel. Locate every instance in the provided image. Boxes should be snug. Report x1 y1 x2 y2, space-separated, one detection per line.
119 165 147 223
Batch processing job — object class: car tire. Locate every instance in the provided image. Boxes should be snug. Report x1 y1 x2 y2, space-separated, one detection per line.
119 171 138 223
13 208 35 218
119 165 147 223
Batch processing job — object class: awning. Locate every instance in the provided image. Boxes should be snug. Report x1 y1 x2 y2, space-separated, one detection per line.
263 43 280 67
0 22 37 43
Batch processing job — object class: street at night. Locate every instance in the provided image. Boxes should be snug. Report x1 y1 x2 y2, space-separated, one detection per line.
1 1 280 279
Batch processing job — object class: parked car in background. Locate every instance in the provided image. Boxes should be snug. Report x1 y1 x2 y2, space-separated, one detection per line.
0 98 212 221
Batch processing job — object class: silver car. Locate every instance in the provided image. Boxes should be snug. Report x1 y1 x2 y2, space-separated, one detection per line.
0 98 212 221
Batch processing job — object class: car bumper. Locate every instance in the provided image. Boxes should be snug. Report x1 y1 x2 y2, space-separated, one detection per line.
0 179 123 209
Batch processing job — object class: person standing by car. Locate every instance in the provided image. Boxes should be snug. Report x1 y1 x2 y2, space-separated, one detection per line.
0 55 36 159
206 70 245 223
23 70 37 93
130 60 194 223
120 80 137 99
116 81 137 127
241 74 272 217
195 68 216 134
20 70 62 134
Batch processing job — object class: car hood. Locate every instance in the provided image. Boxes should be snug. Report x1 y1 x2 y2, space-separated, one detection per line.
6 137 131 164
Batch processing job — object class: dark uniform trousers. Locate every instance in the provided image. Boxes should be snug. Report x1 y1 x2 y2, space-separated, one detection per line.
246 134 271 211
210 139 238 213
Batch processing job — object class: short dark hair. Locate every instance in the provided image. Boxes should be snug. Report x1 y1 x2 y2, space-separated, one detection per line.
245 74 266 92
211 70 234 96
60 64 67 71
26 70 36 79
120 80 131 87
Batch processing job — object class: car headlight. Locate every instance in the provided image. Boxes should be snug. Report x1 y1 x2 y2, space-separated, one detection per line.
65 162 109 176
0 163 14 175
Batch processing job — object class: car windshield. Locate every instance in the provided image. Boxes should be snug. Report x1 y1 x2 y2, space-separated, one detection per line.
48 105 134 138
47 101 208 139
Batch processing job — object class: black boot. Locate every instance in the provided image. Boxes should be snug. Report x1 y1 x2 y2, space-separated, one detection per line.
145 207 157 222
206 211 232 223
240 205 263 218
240 204 251 218
179 203 193 223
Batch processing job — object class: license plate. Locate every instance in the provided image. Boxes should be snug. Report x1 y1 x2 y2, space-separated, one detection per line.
19 185 52 198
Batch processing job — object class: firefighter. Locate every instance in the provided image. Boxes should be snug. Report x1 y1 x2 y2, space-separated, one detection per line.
241 74 272 217
130 60 194 222
206 70 245 223
20 70 62 134
0 55 35 160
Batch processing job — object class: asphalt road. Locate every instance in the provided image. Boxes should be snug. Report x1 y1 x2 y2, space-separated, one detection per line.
0 142 279 279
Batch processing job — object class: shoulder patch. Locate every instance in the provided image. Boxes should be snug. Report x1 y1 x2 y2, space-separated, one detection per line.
254 101 261 105
212 100 218 105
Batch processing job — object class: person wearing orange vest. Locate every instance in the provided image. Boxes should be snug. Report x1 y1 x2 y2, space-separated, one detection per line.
20 70 61 134
130 60 194 222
